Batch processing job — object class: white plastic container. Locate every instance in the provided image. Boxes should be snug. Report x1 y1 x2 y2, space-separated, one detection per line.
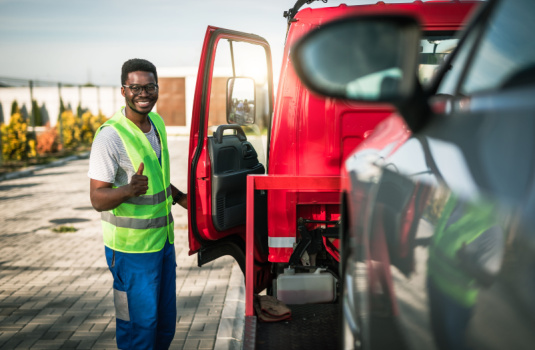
275 268 336 304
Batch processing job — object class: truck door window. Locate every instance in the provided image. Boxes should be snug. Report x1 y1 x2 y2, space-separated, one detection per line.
435 26 480 97
419 34 459 86
209 39 269 164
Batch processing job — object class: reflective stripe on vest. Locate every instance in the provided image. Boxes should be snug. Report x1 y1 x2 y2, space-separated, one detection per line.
101 211 174 230
124 185 172 206
94 109 174 253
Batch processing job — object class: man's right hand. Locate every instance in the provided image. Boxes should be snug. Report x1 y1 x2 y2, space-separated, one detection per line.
90 163 150 212
129 162 149 197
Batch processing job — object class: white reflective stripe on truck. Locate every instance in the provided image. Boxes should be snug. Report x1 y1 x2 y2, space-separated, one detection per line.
268 236 296 248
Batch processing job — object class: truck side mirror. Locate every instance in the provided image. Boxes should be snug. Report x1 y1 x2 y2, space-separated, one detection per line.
291 14 433 131
291 14 421 102
227 77 256 125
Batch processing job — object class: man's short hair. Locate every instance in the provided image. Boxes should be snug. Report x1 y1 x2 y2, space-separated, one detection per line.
121 59 158 85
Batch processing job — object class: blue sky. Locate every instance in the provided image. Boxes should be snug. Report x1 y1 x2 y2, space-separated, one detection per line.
0 0 387 86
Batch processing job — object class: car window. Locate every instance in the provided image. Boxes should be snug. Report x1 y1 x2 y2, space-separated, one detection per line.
461 0 535 94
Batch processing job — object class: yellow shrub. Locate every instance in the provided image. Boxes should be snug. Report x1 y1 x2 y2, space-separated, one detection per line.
1 112 36 161
80 111 108 145
57 110 81 149
28 139 36 158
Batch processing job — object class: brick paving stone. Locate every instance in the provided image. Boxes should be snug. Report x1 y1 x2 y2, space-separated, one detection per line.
14 338 39 349
175 330 189 341
0 138 245 349
184 339 202 349
0 331 16 345
0 324 24 332
18 323 39 333
57 340 81 349
200 339 216 349
76 339 98 349
1 337 23 348
56 331 75 340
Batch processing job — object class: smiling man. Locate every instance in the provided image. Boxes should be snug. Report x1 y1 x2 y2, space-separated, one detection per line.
88 58 187 349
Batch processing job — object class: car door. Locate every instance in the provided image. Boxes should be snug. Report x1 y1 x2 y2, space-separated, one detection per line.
187 26 274 271
384 1 535 348
420 2 535 348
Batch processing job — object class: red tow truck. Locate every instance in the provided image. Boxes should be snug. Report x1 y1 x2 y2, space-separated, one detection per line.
185 1 479 348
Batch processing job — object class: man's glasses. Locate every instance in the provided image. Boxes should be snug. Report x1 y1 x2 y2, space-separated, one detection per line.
122 84 159 95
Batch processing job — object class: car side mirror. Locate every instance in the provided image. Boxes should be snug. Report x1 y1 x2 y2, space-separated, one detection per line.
291 14 431 132
227 77 256 125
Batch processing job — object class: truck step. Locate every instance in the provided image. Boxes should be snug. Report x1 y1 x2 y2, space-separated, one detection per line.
256 304 340 350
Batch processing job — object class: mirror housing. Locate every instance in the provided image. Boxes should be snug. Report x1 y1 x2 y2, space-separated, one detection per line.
227 77 256 125
291 14 432 132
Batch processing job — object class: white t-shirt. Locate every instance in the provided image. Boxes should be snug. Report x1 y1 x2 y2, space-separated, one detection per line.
87 109 161 187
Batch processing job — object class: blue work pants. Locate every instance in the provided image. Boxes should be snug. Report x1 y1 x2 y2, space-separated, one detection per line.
427 277 474 350
105 240 177 350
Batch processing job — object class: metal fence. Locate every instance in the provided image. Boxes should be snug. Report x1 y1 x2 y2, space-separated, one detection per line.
0 76 122 166
0 76 121 128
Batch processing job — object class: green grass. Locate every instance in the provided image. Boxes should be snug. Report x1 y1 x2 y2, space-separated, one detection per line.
52 225 78 233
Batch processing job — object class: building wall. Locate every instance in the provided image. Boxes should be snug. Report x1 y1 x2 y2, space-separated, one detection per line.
209 77 231 127
158 66 232 135
157 77 186 126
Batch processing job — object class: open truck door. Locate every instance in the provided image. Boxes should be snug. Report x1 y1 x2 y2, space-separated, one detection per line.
187 26 274 292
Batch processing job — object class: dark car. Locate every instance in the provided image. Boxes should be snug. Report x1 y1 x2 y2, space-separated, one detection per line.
291 0 535 349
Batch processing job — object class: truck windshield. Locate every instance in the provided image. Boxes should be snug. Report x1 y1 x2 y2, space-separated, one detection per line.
419 33 459 85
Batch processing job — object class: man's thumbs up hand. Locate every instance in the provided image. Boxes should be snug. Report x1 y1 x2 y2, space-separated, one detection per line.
129 162 148 197
136 162 144 175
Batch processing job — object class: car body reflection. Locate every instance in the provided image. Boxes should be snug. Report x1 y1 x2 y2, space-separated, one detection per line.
343 111 535 350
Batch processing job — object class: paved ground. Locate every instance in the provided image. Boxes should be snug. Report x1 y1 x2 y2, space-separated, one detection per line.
0 136 245 350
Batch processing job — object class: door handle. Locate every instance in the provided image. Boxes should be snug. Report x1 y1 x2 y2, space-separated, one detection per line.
242 142 256 159
213 124 247 143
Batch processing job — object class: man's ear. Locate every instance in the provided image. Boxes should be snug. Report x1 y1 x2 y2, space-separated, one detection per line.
121 86 126 97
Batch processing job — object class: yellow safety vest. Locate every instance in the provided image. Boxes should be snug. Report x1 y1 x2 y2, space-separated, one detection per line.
427 194 497 307
94 109 174 253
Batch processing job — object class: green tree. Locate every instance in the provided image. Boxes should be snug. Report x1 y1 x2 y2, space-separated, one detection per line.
32 100 42 126
59 97 66 115
58 96 65 147
11 100 19 116
77 102 83 118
